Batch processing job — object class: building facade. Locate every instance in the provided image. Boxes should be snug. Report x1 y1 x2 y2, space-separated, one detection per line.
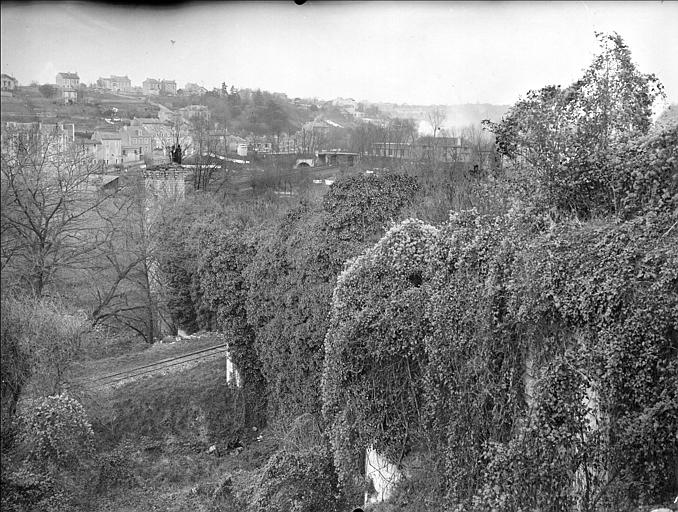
56 72 80 104
142 78 161 95
143 78 176 96
183 82 207 95
1 74 18 91
120 125 153 163
1 121 75 158
160 80 177 95
93 130 122 165
178 105 210 122
97 75 132 92
372 137 472 163
56 72 79 89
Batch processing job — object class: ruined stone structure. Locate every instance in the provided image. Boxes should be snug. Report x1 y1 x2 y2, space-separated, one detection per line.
143 163 188 202
364 447 401 505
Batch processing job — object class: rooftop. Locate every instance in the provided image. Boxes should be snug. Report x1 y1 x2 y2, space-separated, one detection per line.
95 131 122 140
132 117 164 124
57 72 79 79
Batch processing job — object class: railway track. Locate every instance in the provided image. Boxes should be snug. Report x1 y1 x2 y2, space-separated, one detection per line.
76 343 231 390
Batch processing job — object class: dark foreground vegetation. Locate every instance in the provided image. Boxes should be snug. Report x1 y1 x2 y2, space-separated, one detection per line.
2 33 677 511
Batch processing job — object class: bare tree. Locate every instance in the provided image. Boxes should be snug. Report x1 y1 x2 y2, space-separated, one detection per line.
426 106 448 164
426 106 448 137
461 124 497 175
84 179 168 343
1 126 116 296
189 117 222 191
1 294 86 396
299 120 330 156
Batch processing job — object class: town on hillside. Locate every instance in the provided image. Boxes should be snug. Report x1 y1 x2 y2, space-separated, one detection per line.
2 3 676 512
1 70 505 195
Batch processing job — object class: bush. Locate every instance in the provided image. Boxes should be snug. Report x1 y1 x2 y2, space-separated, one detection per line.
249 445 347 512
1 467 72 512
92 440 141 495
15 394 95 472
0 298 30 443
0 295 86 398
2 395 94 512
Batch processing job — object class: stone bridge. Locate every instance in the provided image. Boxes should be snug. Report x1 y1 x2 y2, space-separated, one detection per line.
294 158 314 168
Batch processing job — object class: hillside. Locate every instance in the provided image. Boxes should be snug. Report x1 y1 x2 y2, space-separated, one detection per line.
373 102 510 127
1 86 159 131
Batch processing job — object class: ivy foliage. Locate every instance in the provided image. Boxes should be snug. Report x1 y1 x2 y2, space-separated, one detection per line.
249 445 346 512
244 203 332 421
243 174 419 423
196 221 266 426
506 212 678 507
324 202 677 509
322 219 439 484
2 395 95 512
15 394 95 472
612 125 678 219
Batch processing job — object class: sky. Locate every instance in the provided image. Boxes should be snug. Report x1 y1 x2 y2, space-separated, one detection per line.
1 1 677 106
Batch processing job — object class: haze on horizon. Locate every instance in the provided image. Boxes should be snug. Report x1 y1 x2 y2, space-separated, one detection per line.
1 1 677 107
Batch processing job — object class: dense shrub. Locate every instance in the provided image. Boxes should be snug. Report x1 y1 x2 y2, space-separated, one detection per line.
488 33 664 218
0 295 85 398
15 394 95 472
322 202 677 510
2 395 95 512
613 125 678 219
197 222 267 427
1 468 71 512
243 174 419 424
249 445 346 512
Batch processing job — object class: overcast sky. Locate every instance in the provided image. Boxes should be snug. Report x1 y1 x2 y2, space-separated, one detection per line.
1 1 676 106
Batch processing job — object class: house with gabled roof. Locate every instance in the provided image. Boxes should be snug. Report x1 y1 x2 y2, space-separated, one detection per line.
1 74 18 91
56 72 79 88
97 75 132 92
92 130 122 165
56 72 80 104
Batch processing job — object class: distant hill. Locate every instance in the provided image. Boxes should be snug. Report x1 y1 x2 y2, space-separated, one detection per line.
370 102 510 128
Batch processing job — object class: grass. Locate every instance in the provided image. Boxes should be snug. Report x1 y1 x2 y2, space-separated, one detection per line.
70 350 278 511
71 332 226 381
81 356 240 446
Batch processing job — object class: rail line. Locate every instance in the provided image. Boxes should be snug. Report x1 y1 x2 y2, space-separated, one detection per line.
79 342 231 387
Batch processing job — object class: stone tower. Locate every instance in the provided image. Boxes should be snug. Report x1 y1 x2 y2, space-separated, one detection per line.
142 163 188 202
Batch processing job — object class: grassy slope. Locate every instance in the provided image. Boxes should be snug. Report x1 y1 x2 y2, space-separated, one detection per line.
74 347 276 511
71 333 226 382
